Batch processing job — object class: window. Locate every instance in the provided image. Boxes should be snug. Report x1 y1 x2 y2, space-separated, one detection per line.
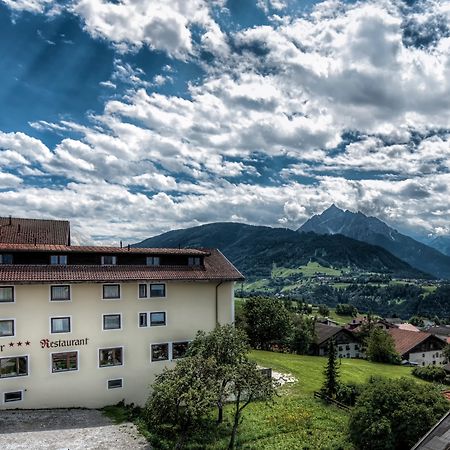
51 317 71 333
50 255 67 265
151 343 169 362
51 285 70 301
138 283 147 299
103 314 121 330
0 319 14 337
146 256 160 266
150 283 165 298
188 257 201 266
0 286 14 303
99 347 123 367
150 312 166 326
4 391 22 403
103 284 120 299
172 342 189 359
0 356 28 378
139 312 148 327
345 345 350 350
52 352 78 373
338 346 343 351
0 254 13 264
101 256 117 265
107 378 123 389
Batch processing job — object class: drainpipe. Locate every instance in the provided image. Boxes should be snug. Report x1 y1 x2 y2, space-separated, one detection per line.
215 281 224 327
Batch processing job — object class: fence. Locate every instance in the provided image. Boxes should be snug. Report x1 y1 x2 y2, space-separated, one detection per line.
313 391 351 411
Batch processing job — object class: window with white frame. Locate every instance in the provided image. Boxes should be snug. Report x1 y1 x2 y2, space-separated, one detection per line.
150 312 166 326
4 391 23 402
51 285 70 301
51 317 71 333
151 343 169 362
107 378 123 389
172 342 189 359
101 256 117 265
0 356 28 378
0 286 14 303
138 283 147 299
50 255 67 265
103 314 121 330
0 254 13 264
146 256 160 266
52 351 78 373
0 319 14 337
138 312 148 327
150 283 165 298
99 347 123 367
103 284 120 299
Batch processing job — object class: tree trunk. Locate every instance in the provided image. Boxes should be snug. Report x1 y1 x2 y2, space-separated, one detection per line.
228 392 241 450
217 400 223 424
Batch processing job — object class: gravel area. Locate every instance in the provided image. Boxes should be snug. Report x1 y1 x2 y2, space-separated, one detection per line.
0 409 151 449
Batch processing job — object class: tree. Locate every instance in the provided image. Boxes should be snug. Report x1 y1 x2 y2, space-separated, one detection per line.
336 303 358 317
321 339 340 398
243 297 292 350
365 328 400 364
289 314 316 354
227 360 276 449
187 324 249 424
318 304 330 316
443 343 450 363
144 355 219 449
409 316 425 327
349 377 448 449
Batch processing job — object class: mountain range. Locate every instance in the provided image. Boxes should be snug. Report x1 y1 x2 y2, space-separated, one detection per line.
135 221 430 280
299 205 450 280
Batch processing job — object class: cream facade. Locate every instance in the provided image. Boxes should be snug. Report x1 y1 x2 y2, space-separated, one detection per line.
0 280 235 409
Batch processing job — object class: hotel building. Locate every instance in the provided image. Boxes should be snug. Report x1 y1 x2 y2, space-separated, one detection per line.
0 217 243 409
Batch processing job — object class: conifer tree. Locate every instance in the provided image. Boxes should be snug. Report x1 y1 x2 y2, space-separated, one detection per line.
322 339 339 398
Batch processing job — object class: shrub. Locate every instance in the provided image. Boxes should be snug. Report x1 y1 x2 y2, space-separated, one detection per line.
335 382 362 407
412 365 448 383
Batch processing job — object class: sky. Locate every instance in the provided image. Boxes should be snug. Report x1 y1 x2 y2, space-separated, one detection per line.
0 0 449 244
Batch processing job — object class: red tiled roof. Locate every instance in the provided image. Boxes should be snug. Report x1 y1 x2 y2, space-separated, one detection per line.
388 328 433 356
0 249 244 283
0 243 208 256
0 217 70 245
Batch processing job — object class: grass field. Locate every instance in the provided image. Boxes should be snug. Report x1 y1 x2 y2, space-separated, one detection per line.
143 351 419 449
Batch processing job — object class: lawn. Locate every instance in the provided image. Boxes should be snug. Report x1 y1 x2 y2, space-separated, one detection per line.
142 352 420 449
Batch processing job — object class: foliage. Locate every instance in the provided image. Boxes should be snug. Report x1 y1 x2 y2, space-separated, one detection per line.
412 365 448 383
409 316 425 327
443 344 450 363
103 401 142 424
227 360 277 449
288 314 316 355
335 303 358 317
335 382 362 407
318 304 330 316
187 324 249 423
243 296 292 350
349 377 448 449
144 355 219 448
365 328 400 364
321 339 340 398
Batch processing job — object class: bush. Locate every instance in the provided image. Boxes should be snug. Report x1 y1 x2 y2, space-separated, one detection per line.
335 382 362 407
412 365 448 383
349 377 448 449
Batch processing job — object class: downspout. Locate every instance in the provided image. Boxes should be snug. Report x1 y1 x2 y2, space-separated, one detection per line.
215 281 224 327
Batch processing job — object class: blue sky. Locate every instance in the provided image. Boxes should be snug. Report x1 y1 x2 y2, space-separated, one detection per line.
0 0 449 243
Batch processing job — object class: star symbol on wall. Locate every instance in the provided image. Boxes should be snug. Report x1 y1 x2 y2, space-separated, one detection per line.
25 341 30 346
17 341 22 347
8 342 14 347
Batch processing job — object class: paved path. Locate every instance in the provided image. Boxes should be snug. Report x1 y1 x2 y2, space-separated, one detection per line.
0 409 151 449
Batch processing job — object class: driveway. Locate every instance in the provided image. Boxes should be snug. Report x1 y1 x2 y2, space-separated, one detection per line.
0 409 151 449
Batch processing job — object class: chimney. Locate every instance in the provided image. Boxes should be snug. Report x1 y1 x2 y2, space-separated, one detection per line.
18 224 21 233
8 215 11 225
120 241 123 248
127 244 130 251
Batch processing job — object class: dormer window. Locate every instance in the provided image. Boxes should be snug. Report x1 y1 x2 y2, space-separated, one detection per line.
146 256 160 266
0 254 13 264
188 257 201 266
50 255 67 265
101 256 117 265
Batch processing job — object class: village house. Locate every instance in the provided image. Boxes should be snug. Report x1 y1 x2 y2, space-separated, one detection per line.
388 328 445 366
0 217 244 409
312 323 362 358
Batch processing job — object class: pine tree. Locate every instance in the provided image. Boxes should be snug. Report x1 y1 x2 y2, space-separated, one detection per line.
322 339 339 398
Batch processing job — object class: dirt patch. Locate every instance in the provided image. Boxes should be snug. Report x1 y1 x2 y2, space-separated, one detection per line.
0 409 150 450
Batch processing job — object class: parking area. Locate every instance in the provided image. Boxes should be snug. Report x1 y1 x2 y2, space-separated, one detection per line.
0 409 151 449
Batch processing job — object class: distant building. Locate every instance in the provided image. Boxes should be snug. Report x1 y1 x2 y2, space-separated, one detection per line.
388 328 445 366
317 317 340 327
397 323 420 332
312 323 362 358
